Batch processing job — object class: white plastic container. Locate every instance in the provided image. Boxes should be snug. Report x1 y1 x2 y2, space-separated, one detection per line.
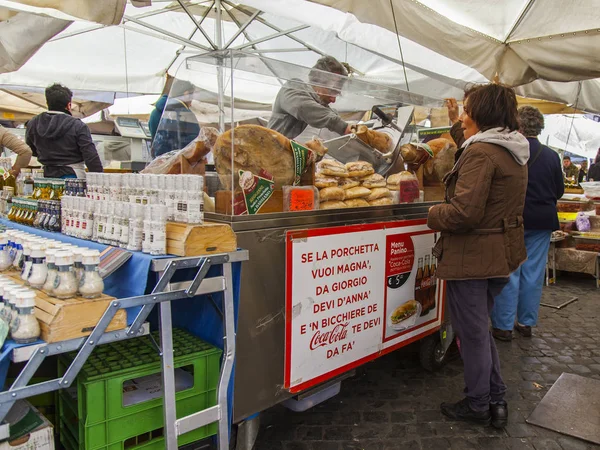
0 234 12 271
42 249 59 295
0 280 17 322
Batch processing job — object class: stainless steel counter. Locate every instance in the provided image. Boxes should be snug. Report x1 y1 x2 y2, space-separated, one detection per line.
206 202 434 422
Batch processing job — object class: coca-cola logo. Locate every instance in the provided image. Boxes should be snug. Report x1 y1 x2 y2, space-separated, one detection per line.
309 323 349 350
421 277 434 289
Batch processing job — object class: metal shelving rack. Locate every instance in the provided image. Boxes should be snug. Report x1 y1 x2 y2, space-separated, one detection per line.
0 250 248 450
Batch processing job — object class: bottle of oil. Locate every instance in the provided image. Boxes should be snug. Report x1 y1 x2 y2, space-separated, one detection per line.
3 171 16 193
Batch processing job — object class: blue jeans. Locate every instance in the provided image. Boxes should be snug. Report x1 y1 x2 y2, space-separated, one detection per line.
491 230 552 331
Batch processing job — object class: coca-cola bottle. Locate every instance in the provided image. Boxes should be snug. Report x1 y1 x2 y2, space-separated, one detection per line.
415 257 424 312
420 255 431 316
429 254 437 314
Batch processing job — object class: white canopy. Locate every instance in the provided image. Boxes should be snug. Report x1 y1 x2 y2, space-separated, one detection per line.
310 0 600 112
540 115 600 159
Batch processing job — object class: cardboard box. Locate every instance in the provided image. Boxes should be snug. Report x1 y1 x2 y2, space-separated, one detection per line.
0 401 54 450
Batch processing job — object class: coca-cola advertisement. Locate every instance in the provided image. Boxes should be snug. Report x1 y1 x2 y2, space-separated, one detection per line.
285 220 443 393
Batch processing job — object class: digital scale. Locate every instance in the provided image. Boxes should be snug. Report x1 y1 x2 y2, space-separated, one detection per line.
114 117 152 139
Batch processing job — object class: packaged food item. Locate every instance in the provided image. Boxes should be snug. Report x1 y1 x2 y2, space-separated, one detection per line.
78 250 104 299
283 186 319 212
319 201 347 210
53 251 77 300
0 234 12 271
0 281 17 323
314 175 338 189
344 186 371 199
42 248 59 295
338 178 360 190
344 198 369 208
319 187 345 202
345 161 374 178
387 171 420 203
369 197 393 206
366 187 392 202
317 159 349 178
361 173 386 188
11 290 40 344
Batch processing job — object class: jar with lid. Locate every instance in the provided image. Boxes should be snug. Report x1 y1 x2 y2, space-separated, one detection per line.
72 247 87 282
0 281 16 322
20 239 35 283
42 249 59 295
150 204 168 256
79 250 104 299
11 290 40 344
127 203 144 251
12 235 25 270
6 287 27 329
3 170 16 192
53 250 77 299
28 245 47 289
21 169 34 197
0 234 11 271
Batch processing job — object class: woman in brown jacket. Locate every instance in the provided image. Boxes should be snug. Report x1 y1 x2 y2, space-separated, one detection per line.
0 126 33 176
428 84 529 428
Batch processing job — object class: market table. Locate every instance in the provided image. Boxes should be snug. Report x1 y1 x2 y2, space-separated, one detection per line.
0 220 246 450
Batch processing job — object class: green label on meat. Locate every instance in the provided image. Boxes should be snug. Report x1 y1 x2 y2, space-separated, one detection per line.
238 170 275 215
290 141 311 185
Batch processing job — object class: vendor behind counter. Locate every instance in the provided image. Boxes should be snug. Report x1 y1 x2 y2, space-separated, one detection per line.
267 55 354 140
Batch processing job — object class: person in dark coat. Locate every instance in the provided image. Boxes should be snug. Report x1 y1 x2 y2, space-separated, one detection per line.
490 106 564 342
587 149 600 181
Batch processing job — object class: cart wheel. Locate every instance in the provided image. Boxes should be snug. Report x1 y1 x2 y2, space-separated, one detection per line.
419 333 449 372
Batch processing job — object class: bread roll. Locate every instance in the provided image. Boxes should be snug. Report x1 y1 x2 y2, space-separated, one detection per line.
339 178 360 190
344 198 369 208
320 201 347 210
369 197 393 206
361 173 386 188
386 173 401 191
345 161 374 178
315 175 338 189
318 159 349 178
344 186 371 199
319 186 345 202
367 187 392 201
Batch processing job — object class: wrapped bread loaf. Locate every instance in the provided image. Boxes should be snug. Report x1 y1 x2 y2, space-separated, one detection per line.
315 175 338 189
320 201 347 210
361 173 386 188
319 186 345 202
344 186 371 199
366 187 392 202
355 125 394 153
345 198 370 208
214 125 314 189
339 178 360 190
369 197 393 206
318 158 349 178
345 161 374 178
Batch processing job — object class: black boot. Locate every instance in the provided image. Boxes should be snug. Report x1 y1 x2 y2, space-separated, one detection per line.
492 328 513 342
490 401 508 429
515 323 532 337
441 398 491 426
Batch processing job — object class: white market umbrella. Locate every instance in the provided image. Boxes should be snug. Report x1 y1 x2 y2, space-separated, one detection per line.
309 0 600 113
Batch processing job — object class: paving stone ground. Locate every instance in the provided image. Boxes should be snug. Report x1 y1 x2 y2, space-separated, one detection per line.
253 274 600 450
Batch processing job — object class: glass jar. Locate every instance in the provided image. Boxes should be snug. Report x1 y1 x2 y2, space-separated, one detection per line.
42 249 59 295
22 169 34 197
0 281 17 323
72 247 87 283
20 240 34 283
79 250 104 299
11 290 40 344
6 287 27 329
0 235 11 271
53 251 77 299
28 245 47 289
12 235 24 270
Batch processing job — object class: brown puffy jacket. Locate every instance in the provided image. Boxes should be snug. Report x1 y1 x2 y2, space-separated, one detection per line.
428 128 529 280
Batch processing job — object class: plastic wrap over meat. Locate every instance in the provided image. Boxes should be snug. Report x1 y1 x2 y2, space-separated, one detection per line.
142 127 218 174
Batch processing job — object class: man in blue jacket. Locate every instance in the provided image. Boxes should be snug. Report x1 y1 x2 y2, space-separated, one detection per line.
491 106 565 340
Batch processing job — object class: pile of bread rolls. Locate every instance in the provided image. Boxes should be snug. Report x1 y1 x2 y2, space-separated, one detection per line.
315 159 393 210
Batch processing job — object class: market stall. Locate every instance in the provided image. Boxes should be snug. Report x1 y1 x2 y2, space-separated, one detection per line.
150 50 457 430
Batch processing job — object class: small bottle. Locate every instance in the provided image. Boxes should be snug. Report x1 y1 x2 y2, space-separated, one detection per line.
78 250 104 299
21 170 34 197
11 290 40 344
0 234 12 271
7 287 27 330
112 202 123 245
42 249 59 295
127 203 144 252
142 205 153 254
151 204 168 256
52 250 77 299
28 244 47 289
120 202 130 248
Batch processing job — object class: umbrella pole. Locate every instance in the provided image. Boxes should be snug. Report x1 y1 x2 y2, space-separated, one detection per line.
216 0 226 132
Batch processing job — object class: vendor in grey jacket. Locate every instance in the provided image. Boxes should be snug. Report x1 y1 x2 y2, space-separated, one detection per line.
26 83 103 178
268 56 353 139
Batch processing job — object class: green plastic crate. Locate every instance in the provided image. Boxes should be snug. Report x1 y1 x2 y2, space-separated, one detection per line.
58 329 221 450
